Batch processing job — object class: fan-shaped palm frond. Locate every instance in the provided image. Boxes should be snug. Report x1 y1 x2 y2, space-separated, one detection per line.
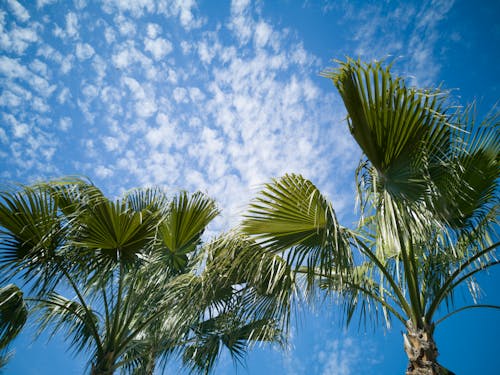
242 174 353 282
72 196 159 268
156 191 218 272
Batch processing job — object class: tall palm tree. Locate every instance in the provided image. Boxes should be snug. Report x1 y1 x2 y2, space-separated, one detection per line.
0 180 282 374
240 59 500 374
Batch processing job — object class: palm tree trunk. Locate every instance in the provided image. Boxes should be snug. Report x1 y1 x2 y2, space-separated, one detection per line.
91 352 115 375
403 320 452 375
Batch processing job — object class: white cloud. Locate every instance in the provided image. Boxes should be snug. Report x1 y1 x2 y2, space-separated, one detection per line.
172 87 187 103
231 0 251 14
82 83 99 100
102 136 120 152
144 37 173 60
145 122 176 149
29 59 49 77
0 56 56 98
136 98 157 118
254 21 272 48
188 87 205 102
146 23 161 38
74 0 87 10
165 0 202 30
229 0 253 44
92 55 107 81
65 12 79 38
76 42 95 60
95 165 114 178
0 24 38 54
197 40 216 64
59 117 72 131
317 337 359 375
0 90 22 107
36 0 56 8
7 0 30 22
115 14 137 36
104 26 116 44
339 0 455 85
112 41 152 70
60 54 74 74
4 114 29 138
0 128 8 144
122 76 158 118
102 0 155 17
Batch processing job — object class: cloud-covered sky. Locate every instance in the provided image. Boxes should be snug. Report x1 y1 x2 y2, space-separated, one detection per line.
1 0 499 374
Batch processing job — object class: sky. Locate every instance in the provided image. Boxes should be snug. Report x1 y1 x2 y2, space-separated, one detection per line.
0 0 499 374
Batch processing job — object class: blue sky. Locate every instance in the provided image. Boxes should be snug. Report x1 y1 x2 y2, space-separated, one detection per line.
1 0 499 374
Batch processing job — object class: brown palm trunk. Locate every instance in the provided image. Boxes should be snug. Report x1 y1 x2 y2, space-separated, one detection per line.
403 320 454 375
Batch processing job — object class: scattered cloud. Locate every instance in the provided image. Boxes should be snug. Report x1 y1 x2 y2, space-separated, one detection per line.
75 42 95 60
334 0 455 85
144 36 173 60
0 0 458 229
7 0 30 23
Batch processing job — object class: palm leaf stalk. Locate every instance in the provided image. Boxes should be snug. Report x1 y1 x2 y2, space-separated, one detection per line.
241 58 499 375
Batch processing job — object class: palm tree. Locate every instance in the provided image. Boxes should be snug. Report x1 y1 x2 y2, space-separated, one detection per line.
240 58 500 374
0 180 282 374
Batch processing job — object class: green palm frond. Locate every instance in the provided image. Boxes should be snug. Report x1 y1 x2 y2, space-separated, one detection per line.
124 186 171 213
183 313 282 375
204 234 296 328
432 106 500 230
242 174 352 281
33 291 100 355
0 186 64 291
0 284 27 351
72 197 158 266
0 349 13 369
323 58 452 203
157 192 218 272
36 177 104 218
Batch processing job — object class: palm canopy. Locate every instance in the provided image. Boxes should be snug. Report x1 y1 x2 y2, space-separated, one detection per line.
0 179 283 374
241 58 499 374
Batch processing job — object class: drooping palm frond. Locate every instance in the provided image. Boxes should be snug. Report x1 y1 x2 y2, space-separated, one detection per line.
431 105 500 232
203 233 296 330
182 313 282 375
33 291 100 356
0 284 27 351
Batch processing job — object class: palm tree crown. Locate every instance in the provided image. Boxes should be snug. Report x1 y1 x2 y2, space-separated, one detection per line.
241 58 500 375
